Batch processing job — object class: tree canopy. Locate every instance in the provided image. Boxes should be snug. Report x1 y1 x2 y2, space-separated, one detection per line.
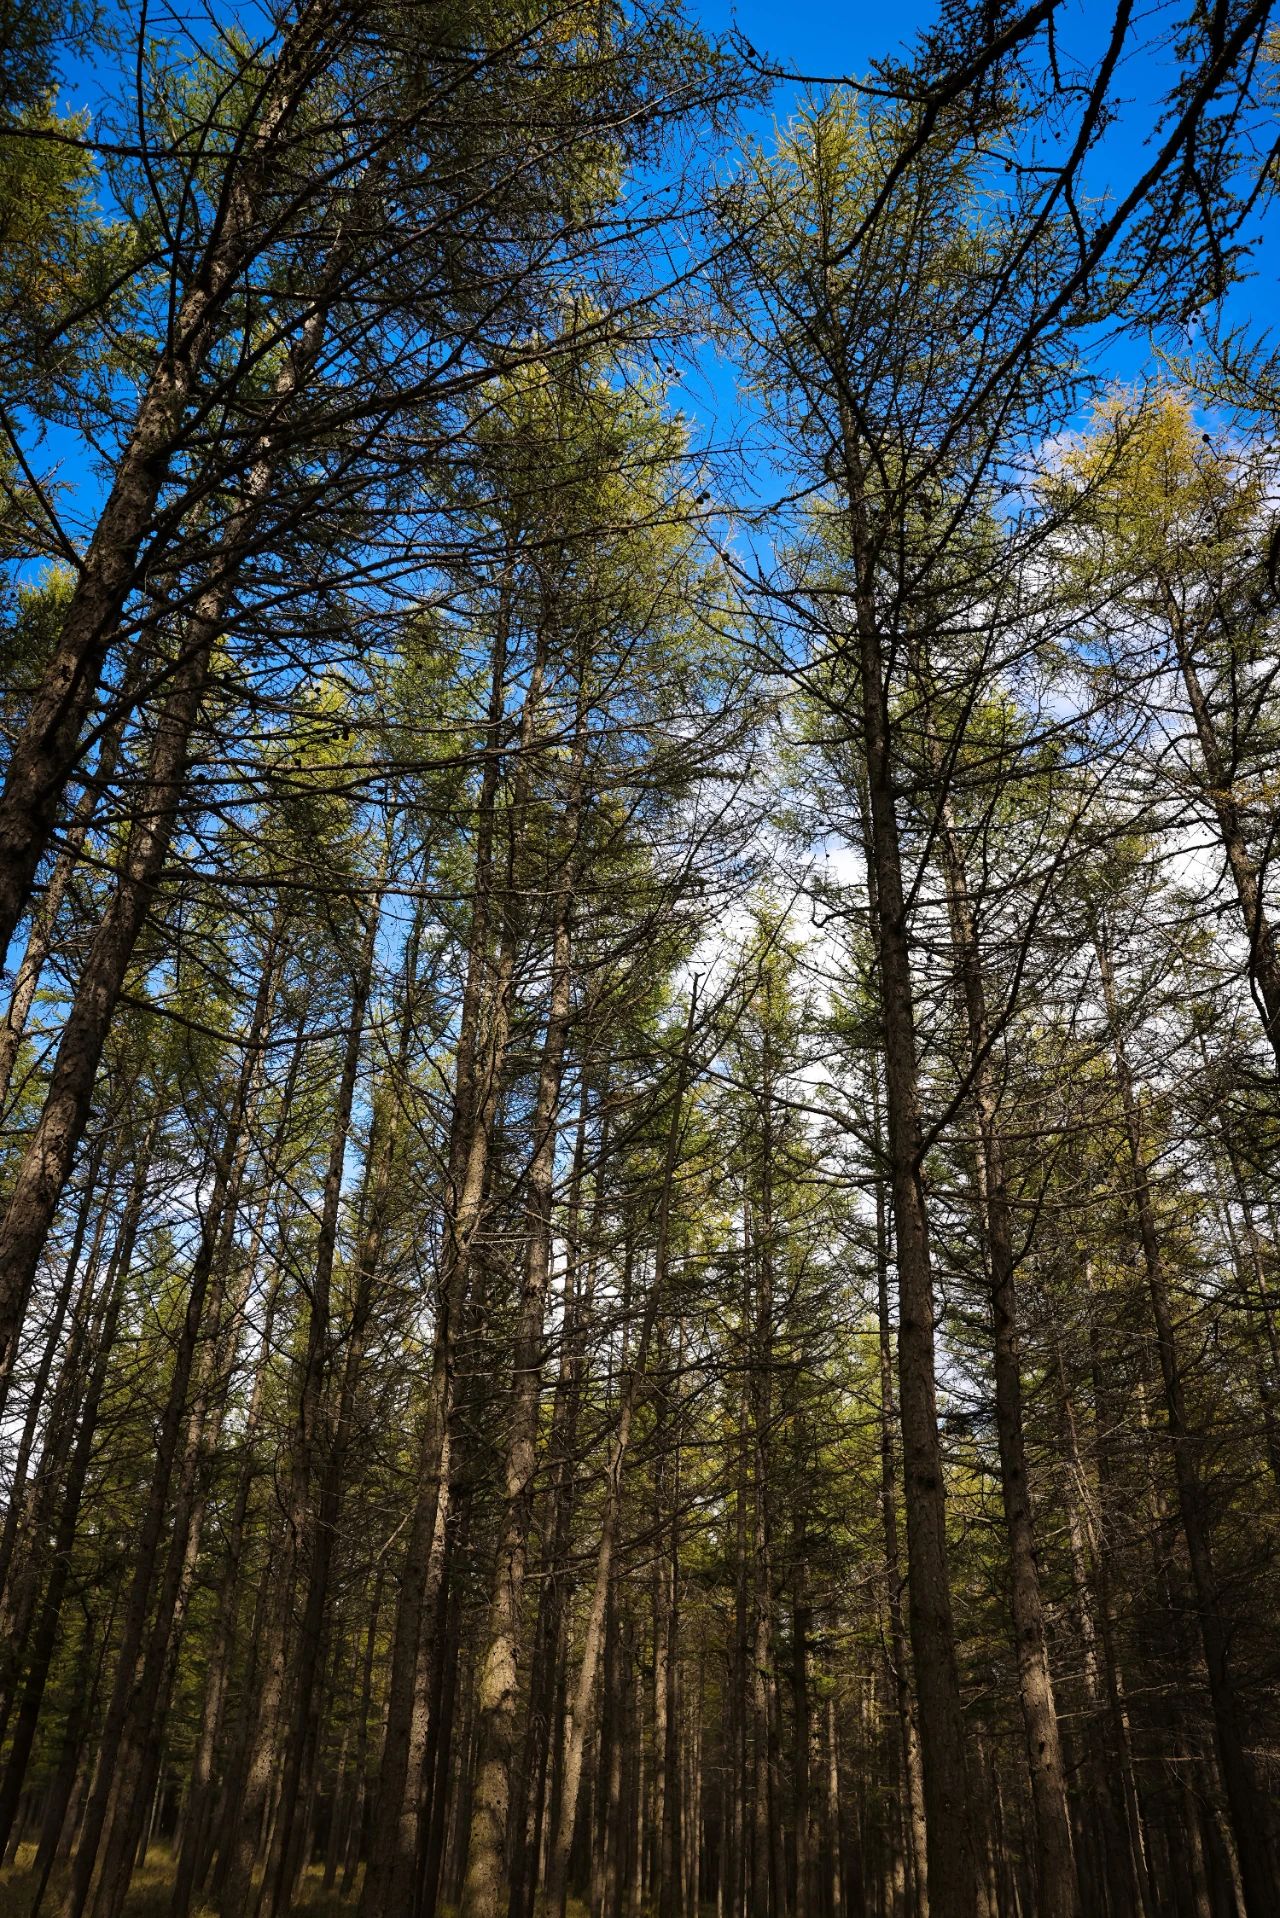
1 5 1279 1918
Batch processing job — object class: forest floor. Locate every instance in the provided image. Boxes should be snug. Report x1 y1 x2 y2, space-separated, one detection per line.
0 1847 599 1918
0 1847 357 1916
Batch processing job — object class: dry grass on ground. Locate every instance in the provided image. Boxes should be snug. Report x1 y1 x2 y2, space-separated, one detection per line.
0 1847 358 1917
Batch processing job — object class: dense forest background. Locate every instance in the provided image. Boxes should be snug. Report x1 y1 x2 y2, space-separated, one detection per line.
2 4 1280 1917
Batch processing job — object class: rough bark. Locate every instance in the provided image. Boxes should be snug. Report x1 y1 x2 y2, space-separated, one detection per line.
0 263 337 1399
358 593 532 1918
841 512 978 1918
457 702 586 1918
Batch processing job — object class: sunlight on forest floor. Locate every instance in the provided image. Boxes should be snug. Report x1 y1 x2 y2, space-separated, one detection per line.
0 1848 599 1918
0 1846 363 1916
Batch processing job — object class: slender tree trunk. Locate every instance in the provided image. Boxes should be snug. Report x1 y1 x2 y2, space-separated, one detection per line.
510 1079 601 1918
168 1243 288 1918
871 1099 929 1918
219 888 381 1918
0 651 143 1116
261 879 389 1918
656 1349 683 1918
1192 1038 1280 1499
1052 1334 1149 1918
341 1565 384 1900
0 1135 151 1856
1084 1297 1159 1918
546 992 698 1915
0 0 342 960
931 787 1079 1918
168 1001 304 1917
0 1129 110 1635
359 592 535 1918
457 841 581 1918
747 1211 773 1918
31 1604 100 1892
418 1472 475 1918
55 986 269 1918
791 1576 811 1918
0 631 211 1404
731 1355 750 1918
0 184 353 1400
82 939 284 1918
826 1697 843 1918
630 1645 645 1918
1096 925 1276 1915
600 1594 626 1918
839 432 979 1918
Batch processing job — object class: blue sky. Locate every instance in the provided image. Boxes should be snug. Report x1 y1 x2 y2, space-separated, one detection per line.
695 0 1269 198
674 0 1279 511
700 0 934 82
694 0 1277 333
41 2 1279 544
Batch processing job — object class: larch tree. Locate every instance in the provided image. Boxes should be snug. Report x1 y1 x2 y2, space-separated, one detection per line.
1 3 1279 1917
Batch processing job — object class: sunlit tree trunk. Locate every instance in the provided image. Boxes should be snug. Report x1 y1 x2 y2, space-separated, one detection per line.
458 704 586 1918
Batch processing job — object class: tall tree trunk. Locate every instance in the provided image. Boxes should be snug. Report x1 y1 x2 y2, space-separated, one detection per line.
0 650 144 1116
0 0 343 958
458 696 587 1918
546 991 698 1915
1095 924 1276 1915
79 938 283 1918
169 1007 304 1918
656 1344 683 1918
0 1128 110 1636
1051 1332 1149 1918
871 1088 929 1918
341 1565 384 1900
168 1244 288 1918
31 1602 101 1896
358 588 533 1918
931 786 1079 1918
791 1573 811 1918
0 1133 152 1856
826 1696 843 1918
599 1592 626 1918
0 632 211 1405
260 878 390 1918
418 1471 475 1918
838 430 979 1918
0 184 352 1398
747 1210 773 1918
219 886 381 1918
56 954 275 1918
510 1079 600 1918
1083 1296 1158 1918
